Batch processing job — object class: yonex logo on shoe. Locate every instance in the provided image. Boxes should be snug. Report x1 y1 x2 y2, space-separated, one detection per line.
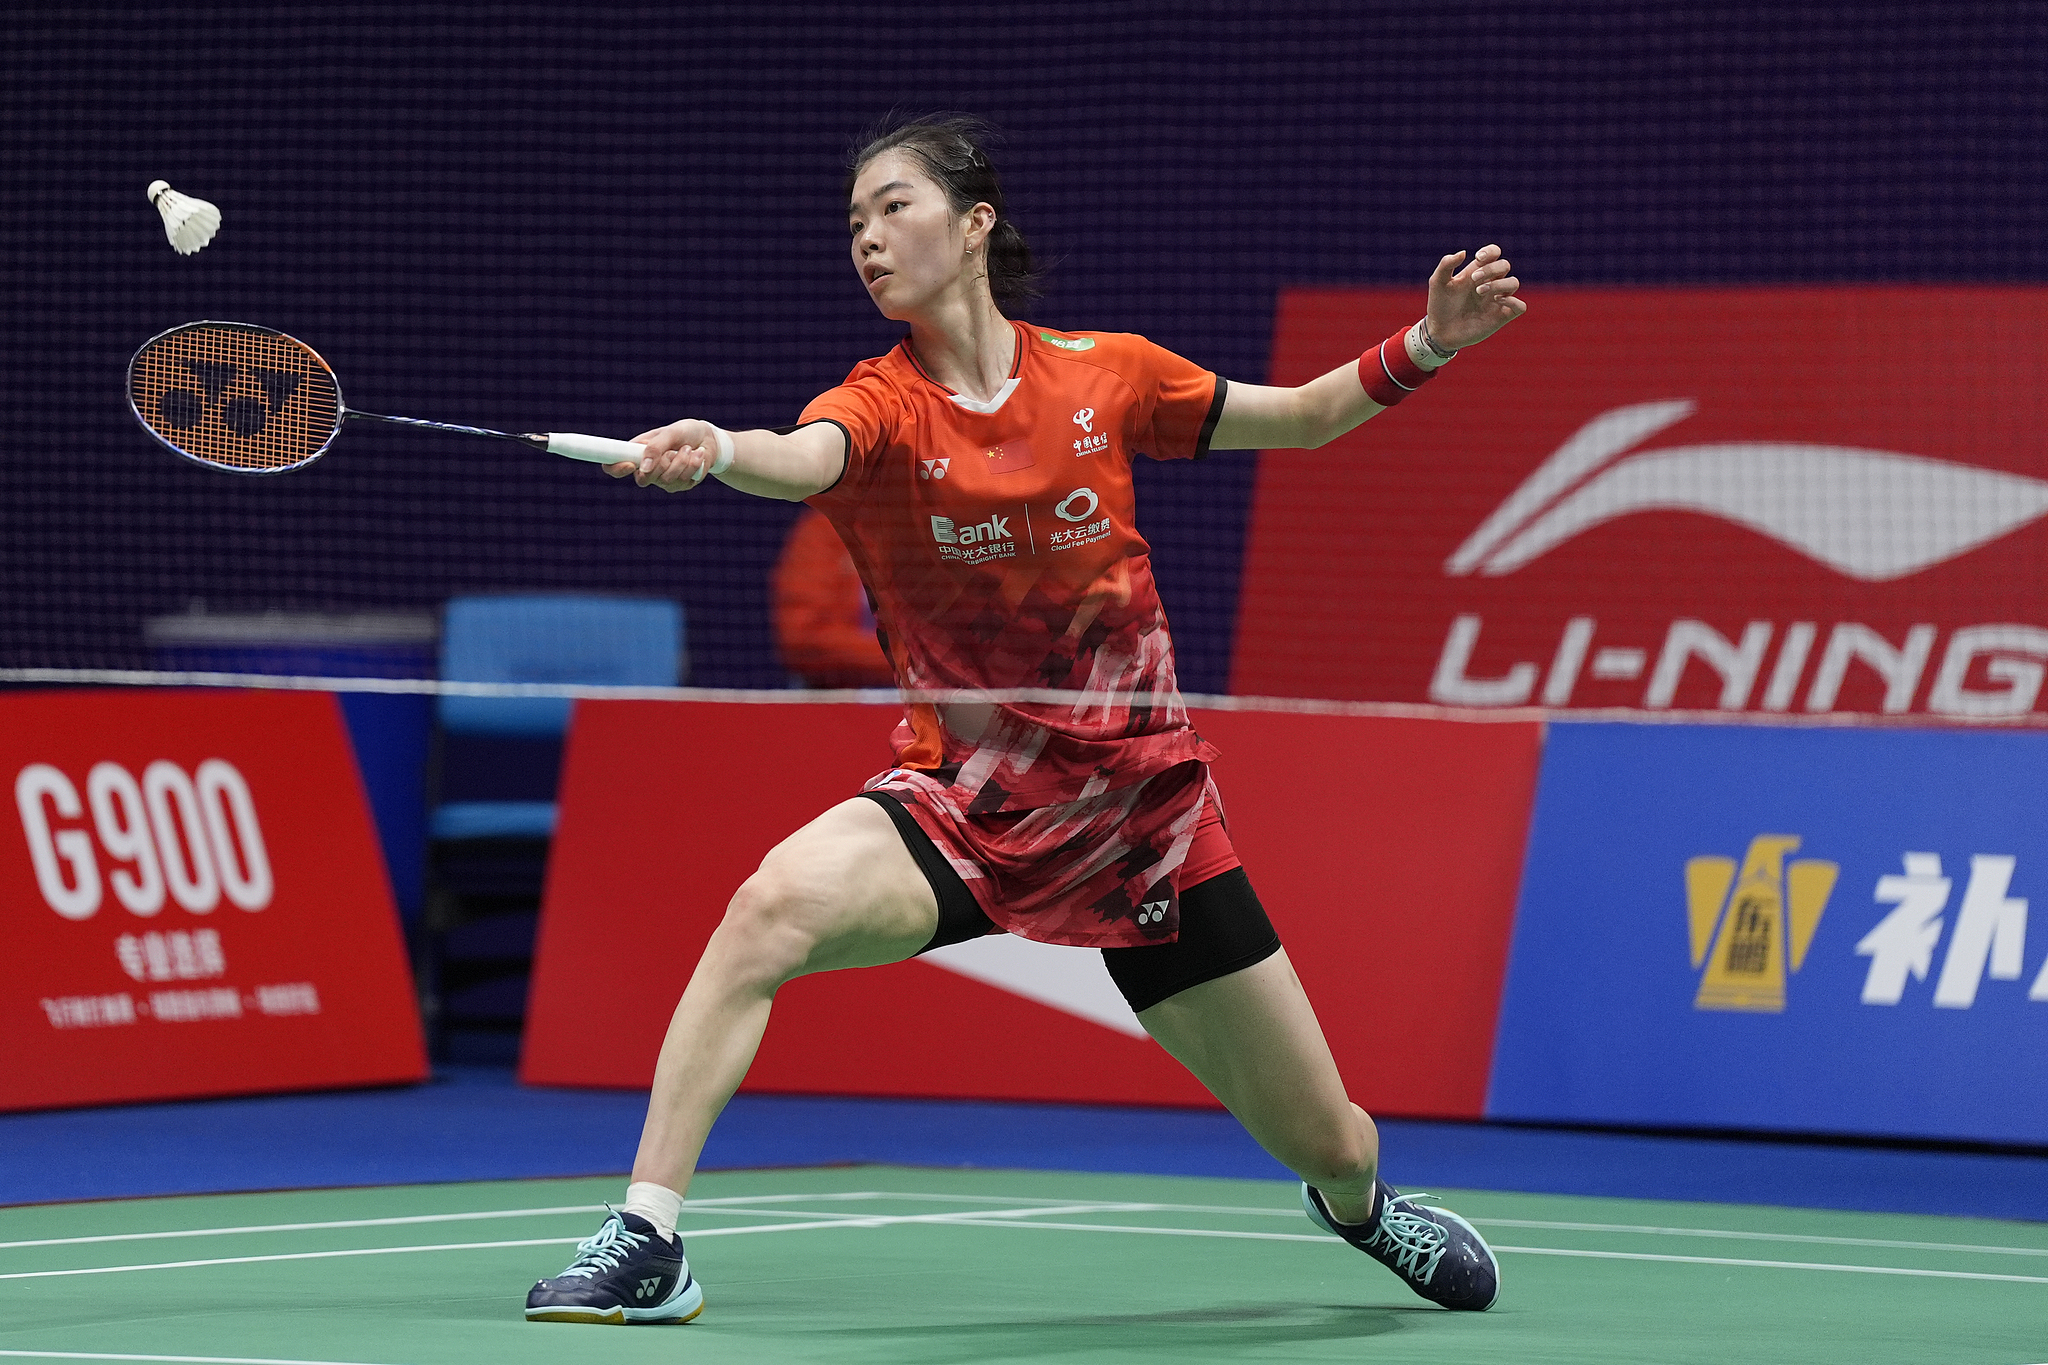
636 1277 660 1299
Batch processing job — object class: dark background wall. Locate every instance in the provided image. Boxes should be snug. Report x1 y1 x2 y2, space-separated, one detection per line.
4 2 2042 691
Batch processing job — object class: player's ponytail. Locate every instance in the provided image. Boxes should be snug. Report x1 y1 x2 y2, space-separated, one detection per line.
847 113 1045 311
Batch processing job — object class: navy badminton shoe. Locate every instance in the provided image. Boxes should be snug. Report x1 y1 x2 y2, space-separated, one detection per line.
525 1209 705 1325
1303 1180 1500 1311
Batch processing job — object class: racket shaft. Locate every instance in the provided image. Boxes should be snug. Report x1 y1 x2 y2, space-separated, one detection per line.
345 410 646 464
344 410 543 448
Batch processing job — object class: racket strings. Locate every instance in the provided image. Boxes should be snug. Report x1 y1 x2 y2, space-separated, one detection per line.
129 323 343 473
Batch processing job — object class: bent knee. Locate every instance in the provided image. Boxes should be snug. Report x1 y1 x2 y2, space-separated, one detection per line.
708 870 826 985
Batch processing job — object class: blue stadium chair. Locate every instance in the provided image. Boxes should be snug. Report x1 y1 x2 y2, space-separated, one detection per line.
431 595 685 839
422 594 683 1060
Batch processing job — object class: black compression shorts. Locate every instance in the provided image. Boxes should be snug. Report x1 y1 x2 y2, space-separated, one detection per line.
858 789 1283 1014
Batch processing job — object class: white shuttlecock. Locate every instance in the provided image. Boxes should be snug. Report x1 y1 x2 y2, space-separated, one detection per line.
147 180 220 255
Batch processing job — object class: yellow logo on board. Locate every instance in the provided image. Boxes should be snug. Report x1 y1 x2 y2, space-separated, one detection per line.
1686 836 1838 1012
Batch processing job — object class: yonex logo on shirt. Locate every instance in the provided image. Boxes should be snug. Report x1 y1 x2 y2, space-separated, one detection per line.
920 458 950 480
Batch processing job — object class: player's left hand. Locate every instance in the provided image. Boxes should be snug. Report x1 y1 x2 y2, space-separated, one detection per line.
1426 244 1526 351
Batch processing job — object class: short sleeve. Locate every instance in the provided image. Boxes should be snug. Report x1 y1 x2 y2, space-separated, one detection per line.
798 364 900 506
1126 336 1227 462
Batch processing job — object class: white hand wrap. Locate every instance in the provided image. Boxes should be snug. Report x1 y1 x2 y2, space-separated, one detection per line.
1405 321 1454 372
692 425 737 484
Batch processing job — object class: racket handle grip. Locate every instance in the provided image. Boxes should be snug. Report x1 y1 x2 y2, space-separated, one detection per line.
545 433 647 465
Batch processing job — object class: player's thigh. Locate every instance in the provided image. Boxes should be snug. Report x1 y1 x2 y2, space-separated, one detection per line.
1136 949 1358 1156
739 795 939 978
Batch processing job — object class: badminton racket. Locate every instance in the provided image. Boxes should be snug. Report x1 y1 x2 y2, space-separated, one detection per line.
127 320 647 475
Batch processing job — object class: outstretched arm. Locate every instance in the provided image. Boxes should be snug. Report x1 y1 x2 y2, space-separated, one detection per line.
606 420 845 501
1208 244 1526 452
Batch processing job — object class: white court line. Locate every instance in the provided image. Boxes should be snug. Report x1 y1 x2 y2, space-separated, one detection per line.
1059 1201 2048 1260
10 1201 2048 1288
838 1196 2048 1261
1470 1217 2048 1259
0 1205 1126 1281
873 1217 2048 1284
0 1191 1117 1253
11 1190 2048 1262
1490 1245 2048 1285
945 1217 1326 1244
0 1206 603 1252
16 1195 2048 1293
0 1236 581 1281
0 1353 398 1364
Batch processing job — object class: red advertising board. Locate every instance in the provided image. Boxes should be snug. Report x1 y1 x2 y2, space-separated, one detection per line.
524 700 1537 1119
1233 287 2048 719
3 690 425 1111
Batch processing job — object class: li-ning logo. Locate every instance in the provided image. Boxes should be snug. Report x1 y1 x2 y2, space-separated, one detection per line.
920 458 950 480
1446 400 2048 582
157 360 302 438
1686 836 1838 1012
1072 407 1095 434
1137 899 1171 926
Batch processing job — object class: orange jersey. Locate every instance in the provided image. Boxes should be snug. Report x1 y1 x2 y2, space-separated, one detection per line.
802 321 1223 807
799 322 1228 947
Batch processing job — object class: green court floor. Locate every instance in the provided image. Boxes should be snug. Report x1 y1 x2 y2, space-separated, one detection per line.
2 1165 2044 1364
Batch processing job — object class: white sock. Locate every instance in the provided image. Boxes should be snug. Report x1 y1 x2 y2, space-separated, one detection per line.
623 1181 684 1242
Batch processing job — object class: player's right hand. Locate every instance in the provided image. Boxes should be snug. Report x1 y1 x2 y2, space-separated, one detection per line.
612 419 719 492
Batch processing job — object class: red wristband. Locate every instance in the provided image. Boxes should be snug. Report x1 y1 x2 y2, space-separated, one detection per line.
1358 327 1436 407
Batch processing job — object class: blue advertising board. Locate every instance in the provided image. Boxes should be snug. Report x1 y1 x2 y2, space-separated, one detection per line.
1489 722 2048 1144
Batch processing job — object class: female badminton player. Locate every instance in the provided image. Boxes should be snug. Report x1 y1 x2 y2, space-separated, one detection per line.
525 114 1526 1326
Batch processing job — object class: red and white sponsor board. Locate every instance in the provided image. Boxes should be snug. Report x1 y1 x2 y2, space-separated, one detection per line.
1233 286 2048 717
3 690 425 1111
524 700 1536 1119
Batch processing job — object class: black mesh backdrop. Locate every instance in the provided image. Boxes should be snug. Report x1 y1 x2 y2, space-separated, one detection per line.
3 3 2043 690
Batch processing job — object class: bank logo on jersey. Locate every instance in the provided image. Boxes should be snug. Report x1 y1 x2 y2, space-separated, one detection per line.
1687 835 1837 1012
920 458 950 480
1049 487 1112 552
930 512 1018 564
